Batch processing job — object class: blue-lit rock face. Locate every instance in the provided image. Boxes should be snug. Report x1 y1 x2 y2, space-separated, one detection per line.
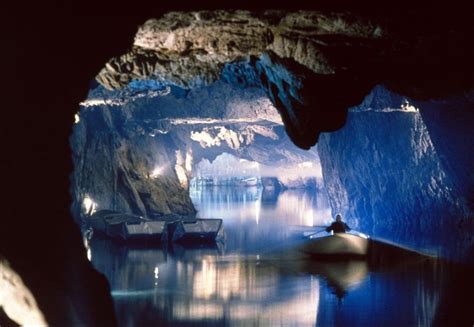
318 86 474 262
70 100 197 220
221 53 369 149
415 97 474 213
71 80 321 221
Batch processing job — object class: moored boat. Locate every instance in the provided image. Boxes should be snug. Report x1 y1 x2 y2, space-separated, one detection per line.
172 218 224 243
85 210 168 242
122 220 168 241
85 211 223 244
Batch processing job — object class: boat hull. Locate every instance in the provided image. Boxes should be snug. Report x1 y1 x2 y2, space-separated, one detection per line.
172 219 223 243
122 221 168 241
86 211 223 244
301 233 369 258
86 211 168 242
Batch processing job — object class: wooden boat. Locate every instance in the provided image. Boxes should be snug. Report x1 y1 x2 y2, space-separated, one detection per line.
86 211 223 244
121 220 168 241
172 218 224 243
86 210 168 242
300 232 369 258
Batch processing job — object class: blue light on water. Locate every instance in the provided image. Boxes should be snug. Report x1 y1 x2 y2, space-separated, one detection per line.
89 186 471 327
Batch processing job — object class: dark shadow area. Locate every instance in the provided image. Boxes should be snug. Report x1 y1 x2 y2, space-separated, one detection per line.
0 309 20 327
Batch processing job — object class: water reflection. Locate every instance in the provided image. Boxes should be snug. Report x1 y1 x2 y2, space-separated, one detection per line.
91 238 320 326
190 187 332 254
89 187 474 326
190 186 331 227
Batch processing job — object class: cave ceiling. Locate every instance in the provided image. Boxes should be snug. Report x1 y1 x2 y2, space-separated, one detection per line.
96 10 474 149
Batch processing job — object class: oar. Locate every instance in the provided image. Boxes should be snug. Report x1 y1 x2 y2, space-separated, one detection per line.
289 224 326 232
303 226 328 237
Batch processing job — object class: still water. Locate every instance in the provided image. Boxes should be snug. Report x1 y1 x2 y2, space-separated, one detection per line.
89 186 473 326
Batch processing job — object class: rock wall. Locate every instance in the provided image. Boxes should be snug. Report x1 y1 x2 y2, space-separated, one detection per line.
318 86 474 262
71 104 196 220
415 95 474 213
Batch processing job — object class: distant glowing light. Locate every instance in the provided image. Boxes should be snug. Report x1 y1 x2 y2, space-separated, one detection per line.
175 165 188 188
154 266 159 279
401 99 419 112
303 209 314 226
83 232 93 262
83 196 97 216
175 151 188 188
255 197 261 225
74 113 80 124
185 151 193 173
150 166 164 179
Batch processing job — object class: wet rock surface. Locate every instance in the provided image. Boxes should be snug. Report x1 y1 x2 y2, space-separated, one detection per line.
318 86 474 262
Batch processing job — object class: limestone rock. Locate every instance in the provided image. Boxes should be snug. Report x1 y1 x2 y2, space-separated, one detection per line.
95 10 385 148
318 86 474 262
95 10 473 149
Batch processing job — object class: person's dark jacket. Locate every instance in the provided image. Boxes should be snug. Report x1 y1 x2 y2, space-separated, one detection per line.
326 221 351 233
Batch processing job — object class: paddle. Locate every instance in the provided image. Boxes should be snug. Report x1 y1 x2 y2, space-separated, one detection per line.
303 225 329 237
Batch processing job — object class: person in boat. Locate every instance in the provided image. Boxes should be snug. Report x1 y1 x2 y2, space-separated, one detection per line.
326 214 351 234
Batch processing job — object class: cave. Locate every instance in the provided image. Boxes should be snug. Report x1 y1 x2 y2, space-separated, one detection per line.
6 5 474 327
70 78 326 219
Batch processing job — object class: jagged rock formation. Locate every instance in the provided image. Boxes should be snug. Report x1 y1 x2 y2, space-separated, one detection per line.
71 81 321 220
95 10 380 148
97 11 380 89
96 10 473 149
414 95 474 213
318 86 474 262
71 105 197 219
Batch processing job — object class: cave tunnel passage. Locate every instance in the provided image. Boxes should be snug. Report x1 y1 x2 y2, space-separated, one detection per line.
71 75 335 231
84 9 474 265
73 78 339 326
67 10 474 327
189 152 332 232
71 76 474 327
72 77 474 263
